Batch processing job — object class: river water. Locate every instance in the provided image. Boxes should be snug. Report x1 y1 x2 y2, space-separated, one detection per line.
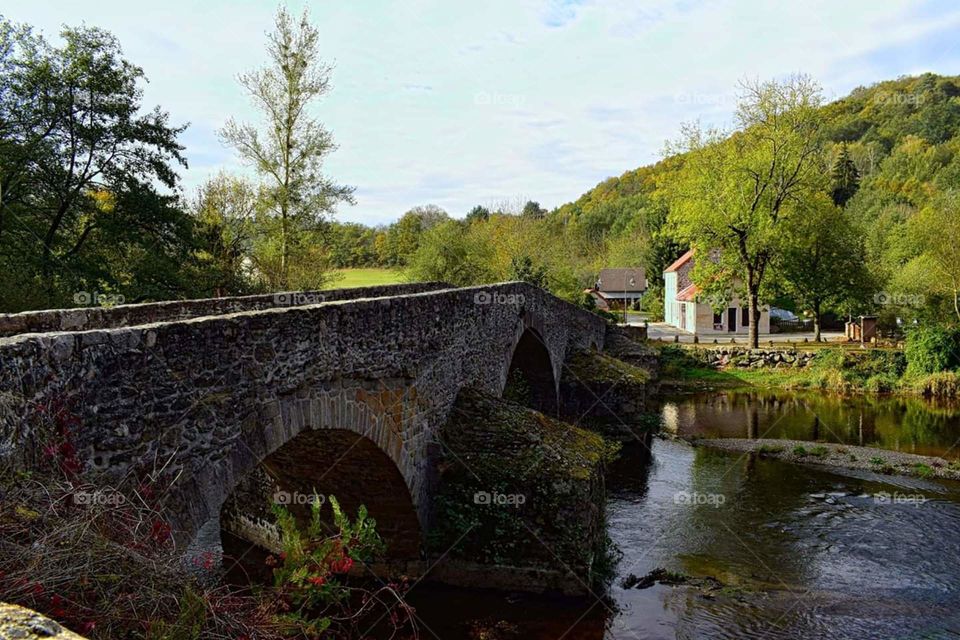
407 390 960 639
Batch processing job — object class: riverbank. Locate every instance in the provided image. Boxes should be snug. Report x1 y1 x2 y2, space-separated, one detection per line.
655 343 960 397
689 436 960 480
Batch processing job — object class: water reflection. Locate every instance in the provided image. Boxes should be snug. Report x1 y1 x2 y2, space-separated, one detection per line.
660 389 960 459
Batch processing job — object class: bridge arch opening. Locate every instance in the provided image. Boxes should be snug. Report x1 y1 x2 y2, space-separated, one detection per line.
503 327 558 415
218 428 422 569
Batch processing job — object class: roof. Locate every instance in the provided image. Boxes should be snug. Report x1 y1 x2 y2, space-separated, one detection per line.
597 268 646 293
676 283 700 302
663 249 694 274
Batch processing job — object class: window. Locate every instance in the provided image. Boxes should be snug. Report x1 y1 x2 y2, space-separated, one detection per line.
713 311 723 331
741 307 750 327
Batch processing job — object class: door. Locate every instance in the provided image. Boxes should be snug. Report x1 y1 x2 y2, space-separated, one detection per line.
727 308 737 332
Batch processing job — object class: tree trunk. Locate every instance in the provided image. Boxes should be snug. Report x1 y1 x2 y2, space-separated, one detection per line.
748 289 760 349
813 301 822 342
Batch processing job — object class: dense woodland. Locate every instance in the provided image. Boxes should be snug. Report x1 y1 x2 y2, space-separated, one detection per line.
2 14 960 344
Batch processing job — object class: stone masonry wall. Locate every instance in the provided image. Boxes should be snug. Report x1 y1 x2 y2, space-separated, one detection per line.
0 282 607 548
0 282 450 338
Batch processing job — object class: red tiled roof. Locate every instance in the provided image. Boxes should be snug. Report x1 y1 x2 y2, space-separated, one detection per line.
676 283 699 302
663 249 694 273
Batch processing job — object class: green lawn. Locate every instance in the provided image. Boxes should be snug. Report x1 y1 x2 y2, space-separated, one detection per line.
324 268 405 289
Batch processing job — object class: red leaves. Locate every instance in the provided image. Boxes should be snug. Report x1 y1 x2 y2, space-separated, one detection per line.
329 554 354 574
149 519 171 545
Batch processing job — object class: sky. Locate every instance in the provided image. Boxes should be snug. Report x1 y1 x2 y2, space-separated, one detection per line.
8 0 960 225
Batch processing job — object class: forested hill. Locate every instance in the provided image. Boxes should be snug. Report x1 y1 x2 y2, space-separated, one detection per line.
556 73 960 222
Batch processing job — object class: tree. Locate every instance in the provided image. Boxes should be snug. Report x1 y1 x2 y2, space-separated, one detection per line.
219 7 353 289
777 196 870 340
830 143 860 207
465 205 490 224
0 18 189 309
508 254 548 289
668 75 827 347
405 219 496 286
902 190 960 320
192 173 258 296
522 200 547 219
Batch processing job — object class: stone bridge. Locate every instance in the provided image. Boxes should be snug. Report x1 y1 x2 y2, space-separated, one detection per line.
0 282 609 566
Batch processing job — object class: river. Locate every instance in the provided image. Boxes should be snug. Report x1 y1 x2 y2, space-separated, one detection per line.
406 389 960 639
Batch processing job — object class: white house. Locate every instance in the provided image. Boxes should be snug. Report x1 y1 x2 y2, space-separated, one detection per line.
663 250 770 335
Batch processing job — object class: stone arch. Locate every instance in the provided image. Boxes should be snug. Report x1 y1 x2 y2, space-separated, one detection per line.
172 378 427 560
500 319 559 415
220 428 422 561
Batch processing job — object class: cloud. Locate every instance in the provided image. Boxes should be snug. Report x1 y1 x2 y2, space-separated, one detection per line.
8 0 960 224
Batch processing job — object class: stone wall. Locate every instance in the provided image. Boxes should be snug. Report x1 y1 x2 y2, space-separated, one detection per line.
0 282 449 337
0 282 607 550
688 346 816 368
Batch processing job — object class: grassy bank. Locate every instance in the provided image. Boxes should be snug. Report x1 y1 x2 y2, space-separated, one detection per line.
324 268 405 289
656 344 960 397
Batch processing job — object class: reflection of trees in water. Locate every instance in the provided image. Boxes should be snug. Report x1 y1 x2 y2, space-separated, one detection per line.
606 431 655 499
675 447 816 588
668 390 960 455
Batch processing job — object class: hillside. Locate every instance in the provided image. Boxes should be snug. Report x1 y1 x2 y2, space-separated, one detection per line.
551 73 960 316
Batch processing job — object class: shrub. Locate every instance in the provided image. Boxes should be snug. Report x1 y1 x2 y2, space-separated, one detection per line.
905 325 960 376
909 371 960 397
914 463 935 478
865 373 900 394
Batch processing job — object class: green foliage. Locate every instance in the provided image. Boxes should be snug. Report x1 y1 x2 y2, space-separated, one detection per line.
908 371 960 397
667 75 828 346
271 495 385 635
465 205 490 224
508 254 548 289
218 7 354 290
830 143 860 207
904 325 960 376
405 218 497 286
0 17 194 310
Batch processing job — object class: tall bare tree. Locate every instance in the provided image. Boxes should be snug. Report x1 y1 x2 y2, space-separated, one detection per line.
220 7 353 289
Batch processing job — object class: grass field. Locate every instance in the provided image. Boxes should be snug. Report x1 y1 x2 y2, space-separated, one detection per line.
324 268 405 289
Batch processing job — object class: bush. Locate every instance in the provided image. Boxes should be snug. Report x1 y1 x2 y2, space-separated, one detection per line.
909 371 960 397
865 373 899 393
905 325 960 376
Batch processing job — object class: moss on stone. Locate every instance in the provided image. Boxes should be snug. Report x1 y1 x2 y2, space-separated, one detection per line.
429 388 618 588
566 350 652 385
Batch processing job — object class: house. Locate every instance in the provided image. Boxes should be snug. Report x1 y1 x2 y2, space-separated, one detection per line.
663 250 770 335
594 268 647 310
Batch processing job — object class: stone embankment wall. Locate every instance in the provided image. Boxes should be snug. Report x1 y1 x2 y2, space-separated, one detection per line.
688 346 816 368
